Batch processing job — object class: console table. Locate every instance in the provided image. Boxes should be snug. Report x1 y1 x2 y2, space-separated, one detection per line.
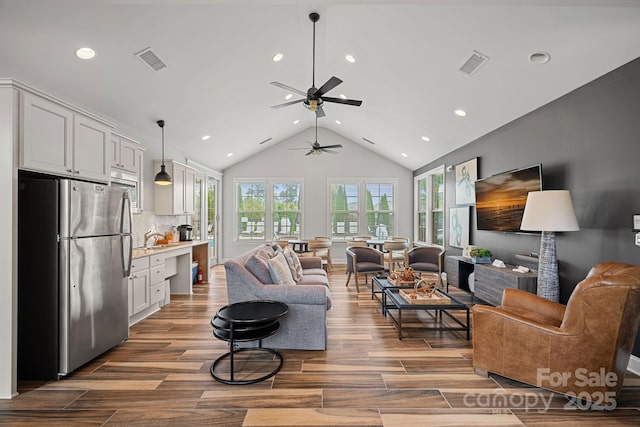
473 264 537 306
445 256 474 292
210 300 288 385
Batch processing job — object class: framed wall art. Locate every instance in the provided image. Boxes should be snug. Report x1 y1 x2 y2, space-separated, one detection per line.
449 206 470 248
455 157 478 205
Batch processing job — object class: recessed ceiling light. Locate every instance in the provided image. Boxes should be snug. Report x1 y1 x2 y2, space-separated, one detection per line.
401 153 408 158
345 54 355 63
272 53 284 62
335 120 342 125
529 51 550 65
75 47 96 59
339 94 347 100
454 109 467 117
421 136 430 142
226 152 234 157
201 135 211 141
285 93 293 100
293 119 299 125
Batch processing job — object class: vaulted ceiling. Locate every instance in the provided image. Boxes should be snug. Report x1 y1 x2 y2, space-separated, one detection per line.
2 0 640 171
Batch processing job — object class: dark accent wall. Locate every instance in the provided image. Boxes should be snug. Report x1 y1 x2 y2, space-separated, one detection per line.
415 56 640 357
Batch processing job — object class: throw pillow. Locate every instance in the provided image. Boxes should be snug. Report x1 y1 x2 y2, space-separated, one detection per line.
246 255 272 284
283 247 304 282
267 253 296 285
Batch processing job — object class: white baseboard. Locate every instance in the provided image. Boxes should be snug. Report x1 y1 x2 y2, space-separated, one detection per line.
628 355 640 375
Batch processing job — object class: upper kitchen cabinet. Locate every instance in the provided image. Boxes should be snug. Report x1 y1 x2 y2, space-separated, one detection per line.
111 133 141 174
154 160 196 215
20 91 111 182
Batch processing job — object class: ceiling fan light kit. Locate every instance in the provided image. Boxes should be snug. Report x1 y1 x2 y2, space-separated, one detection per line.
270 12 362 118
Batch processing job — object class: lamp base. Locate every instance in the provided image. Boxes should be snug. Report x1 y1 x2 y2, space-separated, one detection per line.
537 231 559 302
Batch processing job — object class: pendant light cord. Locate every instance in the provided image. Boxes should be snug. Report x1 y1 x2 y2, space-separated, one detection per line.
161 125 165 165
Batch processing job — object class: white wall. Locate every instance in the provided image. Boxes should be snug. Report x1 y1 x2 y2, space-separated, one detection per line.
221 127 413 261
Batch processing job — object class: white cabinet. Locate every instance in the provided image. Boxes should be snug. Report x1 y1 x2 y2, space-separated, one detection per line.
129 257 150 316
20 92 110 182
154 160 196 215
110 134 140 174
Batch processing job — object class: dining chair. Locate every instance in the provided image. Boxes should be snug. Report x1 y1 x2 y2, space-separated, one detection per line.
272 239 289 249
383 239 409 272
303 239 333 271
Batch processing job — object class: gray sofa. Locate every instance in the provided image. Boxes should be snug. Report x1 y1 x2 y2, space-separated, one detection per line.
223 244 331 350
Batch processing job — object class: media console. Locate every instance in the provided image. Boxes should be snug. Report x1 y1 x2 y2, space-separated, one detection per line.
445 255 537 305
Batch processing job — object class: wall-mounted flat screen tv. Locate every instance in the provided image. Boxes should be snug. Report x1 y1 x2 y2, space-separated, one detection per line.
475 165 542 232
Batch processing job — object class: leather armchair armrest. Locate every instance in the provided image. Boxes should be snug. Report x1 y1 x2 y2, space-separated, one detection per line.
472 304 568 336
501 288 566 324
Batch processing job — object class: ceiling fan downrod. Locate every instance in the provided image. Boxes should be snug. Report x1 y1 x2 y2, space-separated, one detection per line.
310 12 319 89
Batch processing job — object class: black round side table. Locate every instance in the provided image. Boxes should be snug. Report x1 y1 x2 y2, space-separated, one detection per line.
210 300 289 385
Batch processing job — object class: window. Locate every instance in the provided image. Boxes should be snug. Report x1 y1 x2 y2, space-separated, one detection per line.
415 166 444 246
330 180 396 240
365 182 394 239
192 175 202 240
236 181 266 240
235 179 303 241
273 182 302 238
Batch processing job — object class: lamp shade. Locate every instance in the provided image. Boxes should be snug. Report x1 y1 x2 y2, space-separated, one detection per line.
520 190 579 232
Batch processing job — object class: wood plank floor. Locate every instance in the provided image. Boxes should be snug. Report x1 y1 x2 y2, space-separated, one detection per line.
2 264 639 426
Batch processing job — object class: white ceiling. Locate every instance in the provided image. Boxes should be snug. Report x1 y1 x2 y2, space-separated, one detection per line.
2 0 640 171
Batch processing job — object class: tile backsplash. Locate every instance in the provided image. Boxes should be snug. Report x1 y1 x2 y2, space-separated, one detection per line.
132 211 191 248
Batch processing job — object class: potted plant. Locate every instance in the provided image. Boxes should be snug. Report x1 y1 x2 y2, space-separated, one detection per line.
470 247 492 264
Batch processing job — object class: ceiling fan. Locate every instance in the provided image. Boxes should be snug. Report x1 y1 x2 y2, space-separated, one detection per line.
270 12 362 118
289 117 343 156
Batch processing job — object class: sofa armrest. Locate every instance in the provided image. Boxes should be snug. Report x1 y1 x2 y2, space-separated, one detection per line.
501 288 566 324
472 304 568 335
256 284 329 306
299 256 322 269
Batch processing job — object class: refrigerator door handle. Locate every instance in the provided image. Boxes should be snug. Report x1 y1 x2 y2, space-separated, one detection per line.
123 235 133 277
120 192 132 235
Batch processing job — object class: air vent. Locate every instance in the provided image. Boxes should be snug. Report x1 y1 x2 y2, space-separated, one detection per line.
135 47 166 71
362 137 375 145
259 137 272 145
459 50 489 76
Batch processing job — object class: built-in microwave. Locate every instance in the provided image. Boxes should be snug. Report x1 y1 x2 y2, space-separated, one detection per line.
110 170 139 212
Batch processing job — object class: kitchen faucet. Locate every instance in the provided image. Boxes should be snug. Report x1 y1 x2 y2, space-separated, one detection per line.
144 231 165 248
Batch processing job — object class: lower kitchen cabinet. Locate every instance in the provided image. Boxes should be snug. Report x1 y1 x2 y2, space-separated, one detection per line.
129 253 169 325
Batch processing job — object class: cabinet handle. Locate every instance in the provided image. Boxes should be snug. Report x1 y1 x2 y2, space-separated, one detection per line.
73 170 80 174
66 169 73 173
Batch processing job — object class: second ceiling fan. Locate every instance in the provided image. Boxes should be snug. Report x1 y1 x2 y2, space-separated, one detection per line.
289 117 343 156
270 12 362 118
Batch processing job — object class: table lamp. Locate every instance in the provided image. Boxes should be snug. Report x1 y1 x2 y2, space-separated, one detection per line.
520 190 579 302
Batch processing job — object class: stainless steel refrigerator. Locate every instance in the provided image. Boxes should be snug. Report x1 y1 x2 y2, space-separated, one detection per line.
18 172 132 379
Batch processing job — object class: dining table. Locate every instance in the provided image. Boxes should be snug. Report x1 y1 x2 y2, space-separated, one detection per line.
366 239 387 251
288 239 309 253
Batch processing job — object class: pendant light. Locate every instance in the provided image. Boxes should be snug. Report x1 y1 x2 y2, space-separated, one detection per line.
154 119 172 186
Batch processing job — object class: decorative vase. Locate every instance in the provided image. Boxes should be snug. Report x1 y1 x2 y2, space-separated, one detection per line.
472 256 491 264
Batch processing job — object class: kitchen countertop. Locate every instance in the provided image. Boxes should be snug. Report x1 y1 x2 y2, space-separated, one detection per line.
132 240 208 259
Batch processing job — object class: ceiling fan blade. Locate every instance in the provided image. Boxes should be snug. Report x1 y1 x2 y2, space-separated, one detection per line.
271 99 304 109
322 149 339 154
305 150 315 156
321 96 363 107
318 144 343 149
315 106 326 118
270 81 307 96
314 76 343 97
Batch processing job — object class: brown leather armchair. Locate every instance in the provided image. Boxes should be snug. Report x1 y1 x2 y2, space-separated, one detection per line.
346 246 385 293
473 262 640 403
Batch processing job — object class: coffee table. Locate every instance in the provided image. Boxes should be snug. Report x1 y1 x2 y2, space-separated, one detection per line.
210 300 289 385
384 288 470 340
